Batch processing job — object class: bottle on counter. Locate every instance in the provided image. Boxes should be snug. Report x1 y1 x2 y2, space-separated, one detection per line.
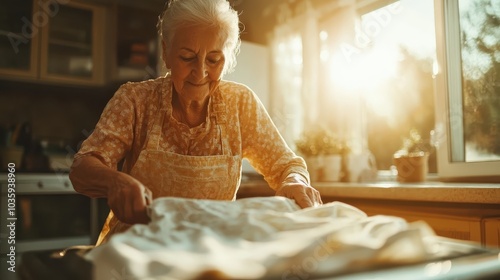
0 123 25 168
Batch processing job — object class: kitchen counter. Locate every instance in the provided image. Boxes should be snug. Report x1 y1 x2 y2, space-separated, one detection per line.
238 179 500 248
313 181 500 204
238 179 500 204
7 173 498 204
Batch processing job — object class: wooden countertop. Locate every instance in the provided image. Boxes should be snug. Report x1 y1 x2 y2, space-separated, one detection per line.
238 180 500 204
8 174 497 204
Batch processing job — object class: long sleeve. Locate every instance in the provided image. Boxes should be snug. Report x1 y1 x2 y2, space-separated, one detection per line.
75 85 136 169
74 79 164 173
234 84 309 190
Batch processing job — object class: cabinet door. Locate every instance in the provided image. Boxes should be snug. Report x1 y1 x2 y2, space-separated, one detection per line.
350 204 483 243
39 1 105 85
114 5 159 82
0 0 39 79
483 217 500 248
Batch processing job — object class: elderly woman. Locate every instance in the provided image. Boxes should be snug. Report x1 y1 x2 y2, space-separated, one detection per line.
70 0 322 245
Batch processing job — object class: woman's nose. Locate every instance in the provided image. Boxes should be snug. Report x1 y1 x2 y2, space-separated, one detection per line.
192 60 208 80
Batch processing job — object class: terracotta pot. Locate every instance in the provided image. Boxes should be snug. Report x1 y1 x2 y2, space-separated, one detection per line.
393 153 429 183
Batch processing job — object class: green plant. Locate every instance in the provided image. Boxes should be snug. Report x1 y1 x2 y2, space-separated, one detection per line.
295 126 348 156
395 128 432 157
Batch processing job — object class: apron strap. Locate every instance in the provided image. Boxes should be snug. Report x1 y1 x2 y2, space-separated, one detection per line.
212 89 231 156
151 109 167 151
147 79 170 151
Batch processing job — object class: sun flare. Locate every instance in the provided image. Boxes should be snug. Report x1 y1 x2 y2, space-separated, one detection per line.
328 45 401 121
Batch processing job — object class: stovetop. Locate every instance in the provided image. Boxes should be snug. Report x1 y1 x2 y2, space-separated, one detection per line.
1 172 73 194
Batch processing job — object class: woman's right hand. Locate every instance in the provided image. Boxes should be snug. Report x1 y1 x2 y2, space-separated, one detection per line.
70 155 152 225
107 173 152 225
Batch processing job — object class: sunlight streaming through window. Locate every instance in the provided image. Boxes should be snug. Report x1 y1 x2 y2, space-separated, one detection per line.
320 0 437 170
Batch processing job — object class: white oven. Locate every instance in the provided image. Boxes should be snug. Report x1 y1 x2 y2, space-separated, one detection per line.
0 173 108 268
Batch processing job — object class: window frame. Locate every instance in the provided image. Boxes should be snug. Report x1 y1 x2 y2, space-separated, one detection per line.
433 0 500 182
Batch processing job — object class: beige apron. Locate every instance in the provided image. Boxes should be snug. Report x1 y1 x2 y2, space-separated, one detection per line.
96 87 241 245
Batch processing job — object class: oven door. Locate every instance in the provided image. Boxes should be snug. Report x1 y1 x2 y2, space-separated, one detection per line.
0 174 99 255
15 193 93 251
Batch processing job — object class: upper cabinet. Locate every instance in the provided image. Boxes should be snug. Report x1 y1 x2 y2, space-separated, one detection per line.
0 1 38 79
112 5 160 83
0 0 106 85
0 0 164 87
40 1 105 85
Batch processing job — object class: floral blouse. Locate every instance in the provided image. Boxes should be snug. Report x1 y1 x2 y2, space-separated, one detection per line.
75 75 309 191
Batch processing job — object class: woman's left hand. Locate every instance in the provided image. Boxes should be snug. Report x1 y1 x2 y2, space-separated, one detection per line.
276 174 322 208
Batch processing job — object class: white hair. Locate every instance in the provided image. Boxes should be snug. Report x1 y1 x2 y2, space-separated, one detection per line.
158 0 241 76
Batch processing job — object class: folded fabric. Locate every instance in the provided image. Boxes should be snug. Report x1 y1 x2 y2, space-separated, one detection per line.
86 196 436 280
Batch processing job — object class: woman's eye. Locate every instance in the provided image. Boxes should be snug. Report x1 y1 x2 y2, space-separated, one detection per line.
207 57 222 65
180 56 194 62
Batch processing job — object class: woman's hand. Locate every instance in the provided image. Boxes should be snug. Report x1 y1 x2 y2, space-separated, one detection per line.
275 174 322 208
107 173 152 225
70 155 152 225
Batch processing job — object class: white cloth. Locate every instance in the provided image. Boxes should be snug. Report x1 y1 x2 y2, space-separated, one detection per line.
86 196 436 280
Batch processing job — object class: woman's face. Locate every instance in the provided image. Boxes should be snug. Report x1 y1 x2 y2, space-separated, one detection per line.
164 25 226 100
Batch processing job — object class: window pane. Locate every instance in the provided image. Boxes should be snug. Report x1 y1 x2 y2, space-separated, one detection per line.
47 5 93 77
317 0 437 172
0 1 33 70
458 0 500 162
359 0 437 171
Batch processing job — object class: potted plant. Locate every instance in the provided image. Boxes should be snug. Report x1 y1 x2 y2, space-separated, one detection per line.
393 129 432 182
295 126 348 182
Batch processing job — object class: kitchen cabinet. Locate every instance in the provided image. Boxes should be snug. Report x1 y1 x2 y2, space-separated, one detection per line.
112 5 160 83
0 1 38 78
237 182 500 248
0 0 106 85
483 217 500 248
339 202 484 242
321 198 500 249
0 0 162 86
0 174 93 254
0 172 110 277
317 198 500 249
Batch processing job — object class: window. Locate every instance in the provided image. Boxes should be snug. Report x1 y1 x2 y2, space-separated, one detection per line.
360 0 437 172
317 0 438 172
267 0 498 182
434 0 500 181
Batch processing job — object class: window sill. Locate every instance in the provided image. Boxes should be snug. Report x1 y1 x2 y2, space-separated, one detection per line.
238 172 500 204
312 180 500 204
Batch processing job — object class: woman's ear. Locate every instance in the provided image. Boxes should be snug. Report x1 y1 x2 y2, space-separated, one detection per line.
162 40 171 69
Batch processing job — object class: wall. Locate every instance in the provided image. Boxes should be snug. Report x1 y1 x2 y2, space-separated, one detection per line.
0 81 116 150
224 41 270 108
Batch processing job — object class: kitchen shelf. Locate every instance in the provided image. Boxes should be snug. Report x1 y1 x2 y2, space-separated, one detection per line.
0 0 106 85
49 39 91 51
16 236 92 253
0 30 24 39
